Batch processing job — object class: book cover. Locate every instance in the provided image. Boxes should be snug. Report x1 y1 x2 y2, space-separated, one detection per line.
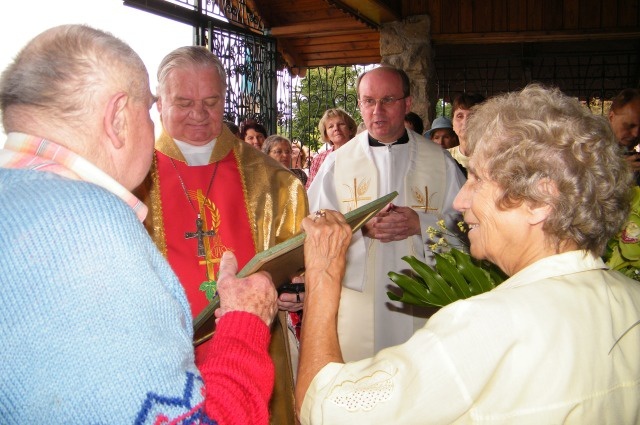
193 191 398 345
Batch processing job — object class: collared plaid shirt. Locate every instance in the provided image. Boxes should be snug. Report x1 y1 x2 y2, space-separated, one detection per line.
305 146 334 189
0 132 148 221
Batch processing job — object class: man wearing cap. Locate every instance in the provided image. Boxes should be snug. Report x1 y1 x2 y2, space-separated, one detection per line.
426 116 459 149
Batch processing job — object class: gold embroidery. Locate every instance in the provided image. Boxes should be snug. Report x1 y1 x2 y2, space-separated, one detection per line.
411 186 438 213
191 189 228 280
342 178 372 212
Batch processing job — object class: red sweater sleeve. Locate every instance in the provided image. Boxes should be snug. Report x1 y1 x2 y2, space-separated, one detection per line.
200 311 274 425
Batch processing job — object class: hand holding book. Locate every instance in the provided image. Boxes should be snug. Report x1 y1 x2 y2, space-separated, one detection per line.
193 192 398 346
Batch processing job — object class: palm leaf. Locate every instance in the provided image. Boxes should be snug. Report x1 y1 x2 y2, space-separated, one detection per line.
449 248 495 294
388 271 447 306
387 249 506 309
487 262 508 286
402 256 458 304
433 252 472 298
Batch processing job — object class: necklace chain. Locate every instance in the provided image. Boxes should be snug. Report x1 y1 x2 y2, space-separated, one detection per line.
169 157 220 284
169 158 219 218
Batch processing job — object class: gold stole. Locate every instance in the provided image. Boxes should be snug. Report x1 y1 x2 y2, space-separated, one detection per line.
333 132 447 359
334 132 447 215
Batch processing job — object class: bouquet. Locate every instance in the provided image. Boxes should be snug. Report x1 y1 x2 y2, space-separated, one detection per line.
387 219 506 308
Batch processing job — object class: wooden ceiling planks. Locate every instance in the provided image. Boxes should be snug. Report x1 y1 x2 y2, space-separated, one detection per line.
243 0 638 72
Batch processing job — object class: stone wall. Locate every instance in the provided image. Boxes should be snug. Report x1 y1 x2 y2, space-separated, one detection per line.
380 14 435 133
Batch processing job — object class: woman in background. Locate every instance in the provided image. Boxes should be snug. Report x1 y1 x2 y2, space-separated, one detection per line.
306 108 357 189
263 135 308 186
239 119 268 150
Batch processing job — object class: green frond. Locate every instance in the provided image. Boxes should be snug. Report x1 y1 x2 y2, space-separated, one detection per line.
387 250 506 309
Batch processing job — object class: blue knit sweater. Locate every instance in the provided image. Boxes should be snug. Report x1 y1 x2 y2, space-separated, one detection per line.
0 168 216 424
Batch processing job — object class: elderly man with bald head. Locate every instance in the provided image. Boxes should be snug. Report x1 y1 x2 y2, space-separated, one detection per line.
0 25 279 424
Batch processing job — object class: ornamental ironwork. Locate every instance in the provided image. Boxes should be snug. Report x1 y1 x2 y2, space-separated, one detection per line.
207 24 278 131
124 0 376 158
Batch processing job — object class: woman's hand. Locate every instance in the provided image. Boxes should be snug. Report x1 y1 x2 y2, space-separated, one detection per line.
301 210 352 299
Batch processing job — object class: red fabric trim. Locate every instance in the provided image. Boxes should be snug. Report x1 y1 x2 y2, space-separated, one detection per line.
155 151 256 320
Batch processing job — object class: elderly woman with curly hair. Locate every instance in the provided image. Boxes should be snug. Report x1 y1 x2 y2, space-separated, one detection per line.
295 84 640 424
263 134 308 186
306 108 357 189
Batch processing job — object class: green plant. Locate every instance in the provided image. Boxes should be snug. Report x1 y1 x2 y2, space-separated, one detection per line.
603 186 640 281
387 220 507 308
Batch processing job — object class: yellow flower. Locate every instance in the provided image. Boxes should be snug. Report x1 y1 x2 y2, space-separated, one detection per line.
426 226 438 239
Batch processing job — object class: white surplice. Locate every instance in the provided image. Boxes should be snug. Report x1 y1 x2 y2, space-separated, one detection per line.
307 130 466 361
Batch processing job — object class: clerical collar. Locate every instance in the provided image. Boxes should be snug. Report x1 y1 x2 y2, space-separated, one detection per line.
174 138 216 166
368 130 409 147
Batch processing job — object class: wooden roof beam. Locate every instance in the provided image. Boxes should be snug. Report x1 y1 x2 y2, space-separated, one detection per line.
303 56 382 67
432 30 640 45
266 19 370 37
327 0 401 24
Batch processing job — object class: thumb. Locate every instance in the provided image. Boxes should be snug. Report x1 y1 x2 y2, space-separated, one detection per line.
217 251 238 282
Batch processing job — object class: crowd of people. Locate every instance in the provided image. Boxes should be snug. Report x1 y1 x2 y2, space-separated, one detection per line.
2 23 640 425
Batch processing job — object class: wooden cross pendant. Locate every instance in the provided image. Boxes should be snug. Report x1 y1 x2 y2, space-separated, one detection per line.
185 216 216 257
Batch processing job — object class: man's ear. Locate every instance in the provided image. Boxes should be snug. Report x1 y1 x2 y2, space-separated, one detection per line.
156 95 163 114
104 92 129 149
404 95 412 112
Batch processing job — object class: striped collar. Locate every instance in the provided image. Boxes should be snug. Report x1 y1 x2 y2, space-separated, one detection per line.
0 132 147 221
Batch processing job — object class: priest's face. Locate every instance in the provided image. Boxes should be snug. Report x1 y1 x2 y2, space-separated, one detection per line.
358 68 411 143
157 65 225 146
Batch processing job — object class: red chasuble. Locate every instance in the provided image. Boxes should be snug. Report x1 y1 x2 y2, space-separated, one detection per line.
155 150 256 318
139 126 308 375
139 127 308 424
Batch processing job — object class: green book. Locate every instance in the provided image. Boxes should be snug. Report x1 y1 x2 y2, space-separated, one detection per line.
193 191 398 346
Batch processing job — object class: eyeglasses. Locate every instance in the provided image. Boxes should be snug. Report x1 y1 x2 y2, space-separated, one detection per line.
359 96 407 109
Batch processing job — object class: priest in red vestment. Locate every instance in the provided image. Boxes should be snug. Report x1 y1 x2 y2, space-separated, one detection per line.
136 46 308 425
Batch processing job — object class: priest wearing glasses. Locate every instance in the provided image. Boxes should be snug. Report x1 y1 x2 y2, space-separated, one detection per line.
306 66 466 362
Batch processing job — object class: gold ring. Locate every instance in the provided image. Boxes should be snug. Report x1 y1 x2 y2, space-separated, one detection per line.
315 209 326 218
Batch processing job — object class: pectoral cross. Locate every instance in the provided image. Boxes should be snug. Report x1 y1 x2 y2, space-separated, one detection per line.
185 215 216 257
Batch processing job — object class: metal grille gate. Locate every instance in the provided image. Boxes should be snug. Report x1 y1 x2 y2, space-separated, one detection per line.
124 0 280 135
125 0 370 155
